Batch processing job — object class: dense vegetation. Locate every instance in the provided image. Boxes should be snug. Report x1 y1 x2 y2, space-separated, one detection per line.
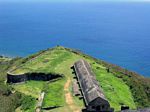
0 57 20 112
0 57 37 112
0 46 149 112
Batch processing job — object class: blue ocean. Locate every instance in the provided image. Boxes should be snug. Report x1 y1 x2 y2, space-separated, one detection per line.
0 2 150 77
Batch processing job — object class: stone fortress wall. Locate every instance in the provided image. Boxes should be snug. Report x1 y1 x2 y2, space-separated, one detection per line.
7 72 62 83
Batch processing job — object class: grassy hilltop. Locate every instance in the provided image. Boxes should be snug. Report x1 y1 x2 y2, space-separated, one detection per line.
0 46 150 112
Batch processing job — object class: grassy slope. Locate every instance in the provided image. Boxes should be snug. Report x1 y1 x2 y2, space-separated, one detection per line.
92 63 136 110
11 47 84 112
0 57 42 112
9 46 144 111
0 58 11 62
0 58 23 112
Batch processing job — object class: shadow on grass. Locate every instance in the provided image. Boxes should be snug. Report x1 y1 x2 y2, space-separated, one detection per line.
42 106 62 110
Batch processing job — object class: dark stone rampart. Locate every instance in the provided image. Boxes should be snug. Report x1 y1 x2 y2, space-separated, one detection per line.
7 72 62 83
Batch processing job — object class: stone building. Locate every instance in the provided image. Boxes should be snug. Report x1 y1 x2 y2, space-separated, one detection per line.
72 59 114 112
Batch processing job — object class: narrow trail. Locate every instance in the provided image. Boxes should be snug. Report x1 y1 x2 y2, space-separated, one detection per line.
64 78 80 112
35 92 45 112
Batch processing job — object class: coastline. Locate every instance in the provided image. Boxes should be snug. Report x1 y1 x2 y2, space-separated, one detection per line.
0 48 149 78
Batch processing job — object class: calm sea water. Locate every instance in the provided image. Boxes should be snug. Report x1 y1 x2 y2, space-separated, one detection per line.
0 2 150 77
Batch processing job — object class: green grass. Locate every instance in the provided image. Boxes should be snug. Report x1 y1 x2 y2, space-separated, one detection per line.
92 63 136 111
0 57 11 62
114 72 150 108
5 46 150 111
12 81 45 98
0 57 25 112
0 92 22 112
12 81 45 112
11 47 84 111
12 47 72 74
43 79 65 107
42 48 84 110
20 94 36 112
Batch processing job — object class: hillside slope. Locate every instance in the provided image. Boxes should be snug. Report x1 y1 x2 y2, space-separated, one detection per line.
0 46 150 112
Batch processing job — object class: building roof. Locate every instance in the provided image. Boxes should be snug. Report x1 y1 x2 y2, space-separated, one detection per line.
74 59 108 106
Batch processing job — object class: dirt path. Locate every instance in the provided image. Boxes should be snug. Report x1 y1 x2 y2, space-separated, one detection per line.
35 92 45 112
64 78 80 112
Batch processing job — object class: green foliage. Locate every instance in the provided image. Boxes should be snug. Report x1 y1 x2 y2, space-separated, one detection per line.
12 81 45 98
20 94 36 112
0 92 22 112
0 57 25 112
92 63 136 111
0 46 150 112
11 47 72 74
43 79 65 107
0 84 11 95
70 47 150 109
114 72 150 107
0 56 11 62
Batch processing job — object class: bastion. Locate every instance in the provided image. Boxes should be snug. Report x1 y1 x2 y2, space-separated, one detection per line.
7 72 62 83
